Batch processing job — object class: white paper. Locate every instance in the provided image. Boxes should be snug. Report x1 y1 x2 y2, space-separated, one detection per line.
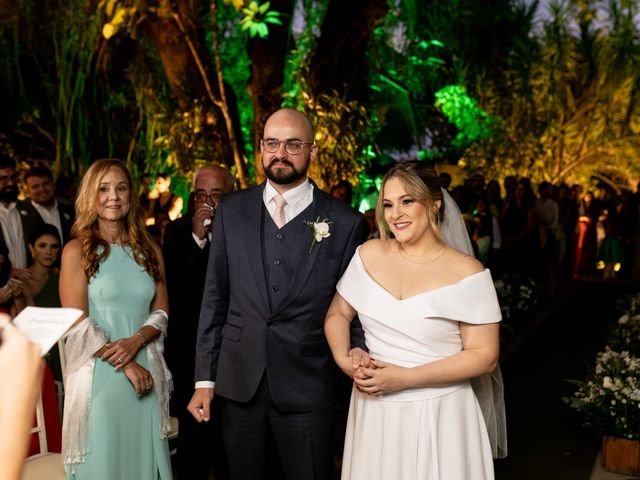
13 306 84 356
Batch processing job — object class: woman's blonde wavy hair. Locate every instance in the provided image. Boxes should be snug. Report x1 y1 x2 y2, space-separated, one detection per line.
376 160 445 242
72 159 160 281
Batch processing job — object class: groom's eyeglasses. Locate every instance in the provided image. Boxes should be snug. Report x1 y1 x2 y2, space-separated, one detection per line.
261 139 314 155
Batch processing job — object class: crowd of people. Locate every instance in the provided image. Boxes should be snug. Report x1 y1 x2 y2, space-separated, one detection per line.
0 107 634 480
436 172 637 286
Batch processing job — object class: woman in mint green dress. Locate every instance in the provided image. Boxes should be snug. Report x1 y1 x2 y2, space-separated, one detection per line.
60 159 172 480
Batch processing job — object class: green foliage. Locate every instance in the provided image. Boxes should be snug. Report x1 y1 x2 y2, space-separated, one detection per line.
211 1 254 174
434 84 502 148
459 0 640 187
285 66 379 190
239 1 283 39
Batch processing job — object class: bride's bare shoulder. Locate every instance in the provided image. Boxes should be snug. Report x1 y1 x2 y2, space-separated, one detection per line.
444 246 485 278
359 239 393 263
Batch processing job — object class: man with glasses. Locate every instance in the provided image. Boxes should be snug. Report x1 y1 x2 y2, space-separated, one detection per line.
189 108 368 479
163 165 234 480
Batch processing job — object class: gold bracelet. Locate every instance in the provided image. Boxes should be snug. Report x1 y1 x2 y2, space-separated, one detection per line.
136 331 148 347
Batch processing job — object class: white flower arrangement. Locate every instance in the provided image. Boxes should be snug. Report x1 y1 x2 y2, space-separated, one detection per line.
567 294 640 440
493 274 540 326
303 217 331 253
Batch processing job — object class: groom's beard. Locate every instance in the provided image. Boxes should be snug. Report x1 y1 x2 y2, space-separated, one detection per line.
264 157 308 185
0 185 18 203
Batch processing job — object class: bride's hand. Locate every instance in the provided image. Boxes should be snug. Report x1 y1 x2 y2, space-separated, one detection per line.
354 359 408 395
349 347 371 371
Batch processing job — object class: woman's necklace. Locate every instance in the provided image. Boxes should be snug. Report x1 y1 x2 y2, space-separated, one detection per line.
399 243 447 265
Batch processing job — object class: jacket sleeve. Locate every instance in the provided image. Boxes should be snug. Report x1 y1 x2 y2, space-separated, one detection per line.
194 200 230 382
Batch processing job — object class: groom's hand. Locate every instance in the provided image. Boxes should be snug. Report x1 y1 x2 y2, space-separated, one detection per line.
188 388 214 423
349 347 372 379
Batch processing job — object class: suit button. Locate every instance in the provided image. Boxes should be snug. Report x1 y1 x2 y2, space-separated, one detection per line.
276 233 284 239
266 319 273 326
272 285 279 292
273 259 281 265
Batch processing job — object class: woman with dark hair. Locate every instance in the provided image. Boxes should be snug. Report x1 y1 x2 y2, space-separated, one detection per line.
149 172 183 226
24 223 62 308
325 160 506 479
59 159 172 479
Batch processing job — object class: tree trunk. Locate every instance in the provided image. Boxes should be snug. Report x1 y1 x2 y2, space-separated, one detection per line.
246 0 294 183
141 0 236 171
308 0 388 103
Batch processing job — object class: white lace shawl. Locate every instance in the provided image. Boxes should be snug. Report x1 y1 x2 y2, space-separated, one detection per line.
62 310 172 467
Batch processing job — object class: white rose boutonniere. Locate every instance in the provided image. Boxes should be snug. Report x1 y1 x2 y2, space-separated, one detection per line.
304 217 332 253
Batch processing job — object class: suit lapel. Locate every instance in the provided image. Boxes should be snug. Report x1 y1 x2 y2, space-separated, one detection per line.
271 188 329 317
243 184 271 312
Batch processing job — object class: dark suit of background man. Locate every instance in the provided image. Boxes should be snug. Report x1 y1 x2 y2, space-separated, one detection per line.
188 109 369 480
18 166 75 248
163 165 234 480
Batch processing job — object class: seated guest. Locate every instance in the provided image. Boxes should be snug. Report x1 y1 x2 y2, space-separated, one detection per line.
10 224 65 456
23 224 63 380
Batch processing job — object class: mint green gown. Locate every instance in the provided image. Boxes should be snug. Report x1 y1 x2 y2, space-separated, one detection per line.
67 245 172 479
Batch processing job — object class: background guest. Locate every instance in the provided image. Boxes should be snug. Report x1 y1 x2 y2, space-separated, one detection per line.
18 165 75 246
148 172 183 226
163 165 234 480
60 159 172 479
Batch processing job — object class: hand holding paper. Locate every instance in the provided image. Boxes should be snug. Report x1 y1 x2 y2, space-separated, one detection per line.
12 306 84 356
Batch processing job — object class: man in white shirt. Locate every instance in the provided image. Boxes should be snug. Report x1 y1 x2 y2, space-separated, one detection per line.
0 155 38 277
162 165 234 480
18 166 75 247
189 109 368 479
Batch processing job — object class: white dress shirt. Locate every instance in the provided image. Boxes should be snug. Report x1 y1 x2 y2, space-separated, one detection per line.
195 179 315 390
32 200 64 243
263 179 314 226
0 202 26 268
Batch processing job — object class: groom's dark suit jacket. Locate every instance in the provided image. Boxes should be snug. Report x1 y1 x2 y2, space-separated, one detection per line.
195 182 367 412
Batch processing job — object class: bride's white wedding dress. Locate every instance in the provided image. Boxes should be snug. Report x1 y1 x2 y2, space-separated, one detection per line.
338 248 502 480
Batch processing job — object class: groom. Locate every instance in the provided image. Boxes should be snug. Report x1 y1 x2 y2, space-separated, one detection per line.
188 108 368 479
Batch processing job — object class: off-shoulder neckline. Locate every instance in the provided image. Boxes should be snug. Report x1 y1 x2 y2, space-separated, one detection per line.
354 247 489 302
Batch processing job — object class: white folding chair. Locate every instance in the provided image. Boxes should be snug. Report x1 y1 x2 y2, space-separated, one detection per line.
20 393 65 480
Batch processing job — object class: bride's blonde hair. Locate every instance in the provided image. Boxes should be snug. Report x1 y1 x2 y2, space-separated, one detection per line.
376 160 445 241
72 159 160 281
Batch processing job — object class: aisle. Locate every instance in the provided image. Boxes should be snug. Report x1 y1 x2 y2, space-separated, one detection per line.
494 280 638 480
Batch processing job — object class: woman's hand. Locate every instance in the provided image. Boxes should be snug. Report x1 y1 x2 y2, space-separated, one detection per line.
122 361 154 397
102 336 143 369
353 359 409 396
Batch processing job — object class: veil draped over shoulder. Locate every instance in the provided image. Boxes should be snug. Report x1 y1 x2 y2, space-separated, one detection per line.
440 188 508 459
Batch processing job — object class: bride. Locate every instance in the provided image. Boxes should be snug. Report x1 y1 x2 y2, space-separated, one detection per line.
325 160 506 480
